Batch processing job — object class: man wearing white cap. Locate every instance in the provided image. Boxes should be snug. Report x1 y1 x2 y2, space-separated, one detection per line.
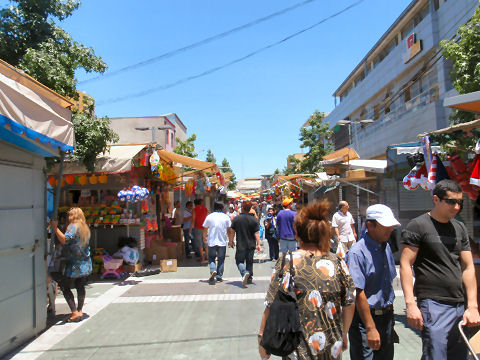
346 204 400 360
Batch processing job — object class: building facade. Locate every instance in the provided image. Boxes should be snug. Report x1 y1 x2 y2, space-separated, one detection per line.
109 113 187 152
325 0 477 158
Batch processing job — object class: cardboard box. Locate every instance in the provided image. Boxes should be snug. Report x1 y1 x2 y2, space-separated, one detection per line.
160 259 177 272
164 226 183 242
123 263 142 273
144 246 169 264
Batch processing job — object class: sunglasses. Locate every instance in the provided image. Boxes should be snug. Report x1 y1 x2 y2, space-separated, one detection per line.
440 198 463 206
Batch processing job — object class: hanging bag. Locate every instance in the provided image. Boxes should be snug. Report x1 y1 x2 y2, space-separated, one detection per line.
260 252 303 356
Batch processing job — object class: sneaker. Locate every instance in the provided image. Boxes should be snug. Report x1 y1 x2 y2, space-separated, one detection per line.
242 272 250 287
216 277 223 282
247 277 253 284
209 271 217 283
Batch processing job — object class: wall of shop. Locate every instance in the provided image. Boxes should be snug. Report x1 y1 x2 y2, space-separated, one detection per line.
0 140 47 357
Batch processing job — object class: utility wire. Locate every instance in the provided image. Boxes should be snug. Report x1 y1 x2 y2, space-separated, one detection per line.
97 0 365 105
79 0 319 85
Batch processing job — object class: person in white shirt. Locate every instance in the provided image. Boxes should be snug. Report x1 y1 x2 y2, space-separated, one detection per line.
332 201 357 251
171 201 183 226
203 202 232 283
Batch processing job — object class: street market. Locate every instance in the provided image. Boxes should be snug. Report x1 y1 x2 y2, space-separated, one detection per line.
3 1 480 359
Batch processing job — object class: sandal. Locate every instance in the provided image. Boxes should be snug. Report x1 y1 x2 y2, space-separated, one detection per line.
67 315 83 323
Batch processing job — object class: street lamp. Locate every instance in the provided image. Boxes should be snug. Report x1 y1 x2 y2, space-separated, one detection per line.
336 119 374 234
135 125 175 145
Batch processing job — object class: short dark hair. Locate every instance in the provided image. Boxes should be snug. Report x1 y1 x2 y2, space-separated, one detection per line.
433 179 462 199
185 201 193 207
194 198 203 206
214 202 224 212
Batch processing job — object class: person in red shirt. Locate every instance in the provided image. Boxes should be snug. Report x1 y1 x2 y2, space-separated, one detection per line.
191 198 209 263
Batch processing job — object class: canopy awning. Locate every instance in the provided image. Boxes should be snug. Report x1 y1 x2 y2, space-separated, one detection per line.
444 91 480 113
388 142 442 155
54 144 147 174
0 59 73 157
417 118 480 138
318 147 359 165
277 174 315 182
340 159 387 173
157 149 218 172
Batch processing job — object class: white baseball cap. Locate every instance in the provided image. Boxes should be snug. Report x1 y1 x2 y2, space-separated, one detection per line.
366 204 400 227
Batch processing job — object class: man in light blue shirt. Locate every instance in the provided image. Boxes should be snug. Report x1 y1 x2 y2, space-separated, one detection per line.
346 204 400 360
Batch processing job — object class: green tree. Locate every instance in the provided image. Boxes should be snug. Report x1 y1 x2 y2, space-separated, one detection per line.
434 4 480 155
205 149 216 164
298 110 332 173
221 158 237 190
174 133 197 158
283 155 302 175
71 98 118 171
1 0 116 172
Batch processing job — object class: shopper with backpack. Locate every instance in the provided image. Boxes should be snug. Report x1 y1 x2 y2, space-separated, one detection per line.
258 200 356 359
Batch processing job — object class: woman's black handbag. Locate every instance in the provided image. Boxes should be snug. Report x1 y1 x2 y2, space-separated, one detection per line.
260 252 303 356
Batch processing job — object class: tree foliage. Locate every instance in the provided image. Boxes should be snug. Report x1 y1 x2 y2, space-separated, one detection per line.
174 133 198 158
71 99 118 172
0 0 106 98
221 157 237 190
205 149 216 164
1 0 115 171
435 4 480 155
291 110 333 174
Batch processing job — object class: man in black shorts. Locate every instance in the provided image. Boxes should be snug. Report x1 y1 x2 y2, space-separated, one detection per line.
400 179 480 359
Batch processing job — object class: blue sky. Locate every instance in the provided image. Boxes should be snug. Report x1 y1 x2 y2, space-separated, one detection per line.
7 0 414 177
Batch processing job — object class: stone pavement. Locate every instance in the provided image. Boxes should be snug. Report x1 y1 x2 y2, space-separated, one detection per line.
5 244 422 360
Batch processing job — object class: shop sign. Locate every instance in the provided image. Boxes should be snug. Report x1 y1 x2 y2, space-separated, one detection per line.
403 33 422 64
81 189 91 197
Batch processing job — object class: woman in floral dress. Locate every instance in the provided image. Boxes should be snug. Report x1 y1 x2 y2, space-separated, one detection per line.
51 207 92 322
258 200 356 359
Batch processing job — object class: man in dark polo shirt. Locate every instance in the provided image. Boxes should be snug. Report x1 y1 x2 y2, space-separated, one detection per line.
229 201 261 287
400 179 480 360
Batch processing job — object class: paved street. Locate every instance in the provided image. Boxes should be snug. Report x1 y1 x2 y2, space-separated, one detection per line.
6 244 422 360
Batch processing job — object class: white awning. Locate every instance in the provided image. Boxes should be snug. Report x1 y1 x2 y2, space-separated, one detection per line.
57 144 147 174
341 159 387 173
0 60 73 155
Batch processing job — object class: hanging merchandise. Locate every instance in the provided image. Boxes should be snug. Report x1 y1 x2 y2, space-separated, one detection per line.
427 153 450 190
65 175 75 185
470 140 480 187
89 174 98 185
421 136 433 176
78 175 88 186
150 150 160 172
98 174 108 184
48 176 56 187
410 164 428 190
205 177 211 192
448 154 479 200
196 178 205 193
185 179 196 197
403 165 420 190
117 185 150 203
160 163 176 184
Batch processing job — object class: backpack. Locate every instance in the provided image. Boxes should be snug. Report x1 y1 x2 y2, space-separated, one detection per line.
260 252 303 356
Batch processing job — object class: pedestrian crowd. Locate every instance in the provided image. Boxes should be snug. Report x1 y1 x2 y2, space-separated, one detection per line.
47 178 480 359
257 179 480 360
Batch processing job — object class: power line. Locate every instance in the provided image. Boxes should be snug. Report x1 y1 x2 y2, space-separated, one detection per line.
97 0 365 105
79 0 319 85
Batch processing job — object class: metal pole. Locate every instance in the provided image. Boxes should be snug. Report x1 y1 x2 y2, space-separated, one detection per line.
51 151 65 254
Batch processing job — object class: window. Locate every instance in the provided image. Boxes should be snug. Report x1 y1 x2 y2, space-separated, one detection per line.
404 86 411 103
374 104 380 120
